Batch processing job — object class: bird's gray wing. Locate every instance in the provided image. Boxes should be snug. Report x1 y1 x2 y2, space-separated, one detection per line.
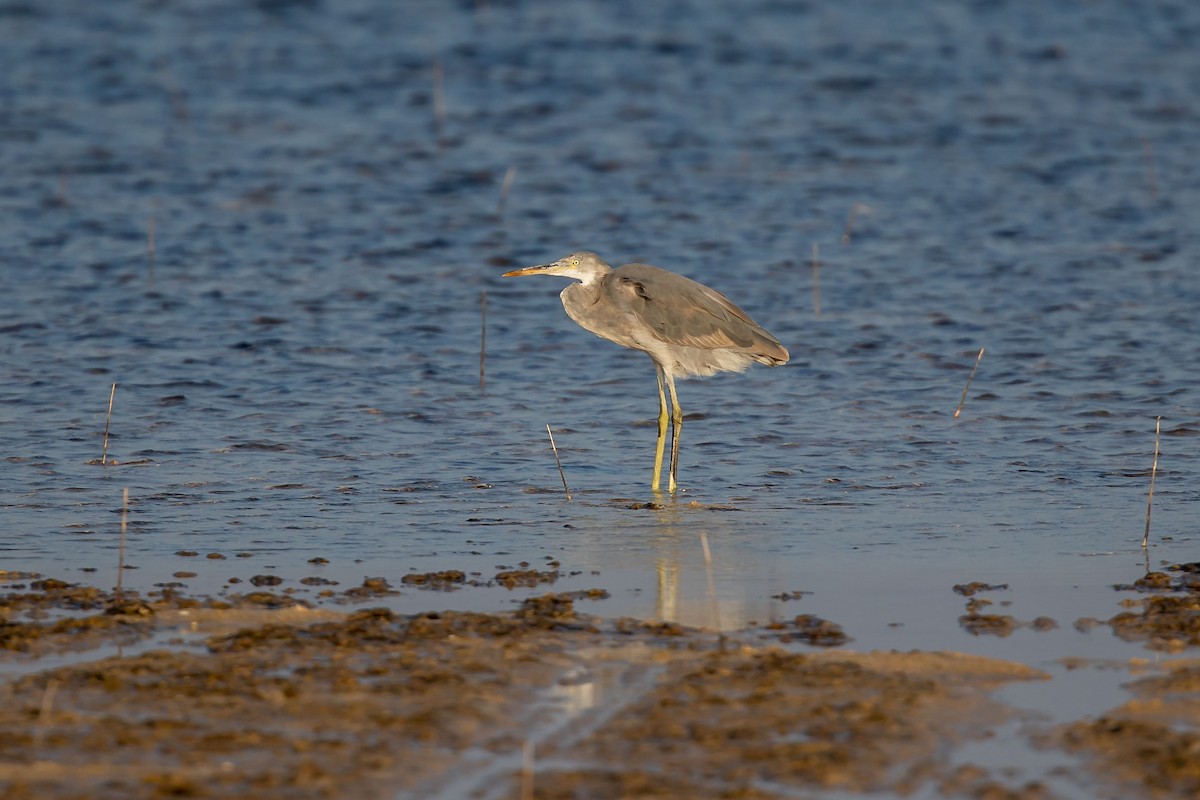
607 264 776 351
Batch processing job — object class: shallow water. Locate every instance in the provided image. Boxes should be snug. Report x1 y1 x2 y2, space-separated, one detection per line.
2 0 1199 792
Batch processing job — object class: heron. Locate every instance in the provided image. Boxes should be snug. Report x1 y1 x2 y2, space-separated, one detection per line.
503 251 789 493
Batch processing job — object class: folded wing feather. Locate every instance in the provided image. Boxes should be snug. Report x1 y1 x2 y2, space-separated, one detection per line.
609 264 787 360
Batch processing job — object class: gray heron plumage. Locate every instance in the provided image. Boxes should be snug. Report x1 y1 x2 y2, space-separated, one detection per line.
503 251 788 493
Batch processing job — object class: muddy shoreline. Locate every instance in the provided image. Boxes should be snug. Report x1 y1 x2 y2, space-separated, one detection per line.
1 569 1197 799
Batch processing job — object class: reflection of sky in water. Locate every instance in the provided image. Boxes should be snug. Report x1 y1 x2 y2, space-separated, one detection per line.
0 0 1196 685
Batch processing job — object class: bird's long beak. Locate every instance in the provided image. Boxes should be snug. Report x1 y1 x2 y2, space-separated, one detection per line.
502 261 561 277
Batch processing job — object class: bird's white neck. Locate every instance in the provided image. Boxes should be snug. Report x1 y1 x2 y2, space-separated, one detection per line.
557 266 605 286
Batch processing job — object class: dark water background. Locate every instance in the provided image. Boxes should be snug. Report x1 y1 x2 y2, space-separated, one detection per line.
2 0 1199 736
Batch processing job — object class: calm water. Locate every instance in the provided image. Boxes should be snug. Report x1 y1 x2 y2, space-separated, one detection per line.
2 2 1199 789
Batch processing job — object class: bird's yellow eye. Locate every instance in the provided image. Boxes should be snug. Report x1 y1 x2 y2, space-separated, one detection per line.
571 259 580 266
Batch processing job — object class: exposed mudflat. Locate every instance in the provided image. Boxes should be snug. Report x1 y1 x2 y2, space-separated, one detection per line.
1 566 1198 800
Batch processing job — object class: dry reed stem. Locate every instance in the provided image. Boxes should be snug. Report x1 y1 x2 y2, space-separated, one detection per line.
32 678 60 749
432 61 446 145
479 290 487 389
841 202 873 245
1142 416 1161 548
700 531 721 628
101 382 117 464
545 425 572 501
147 207 157 288
953 348 985 419
163 65 189 121
519 740 534 800
497 165 517 218
118 487 129 597
1141 137 1159 201
810 242 821 317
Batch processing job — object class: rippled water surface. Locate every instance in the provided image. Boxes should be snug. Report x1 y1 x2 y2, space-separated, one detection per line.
3 0 1199 747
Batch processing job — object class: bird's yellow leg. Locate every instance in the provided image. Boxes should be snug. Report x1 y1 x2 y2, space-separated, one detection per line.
665 371 682 493
652 366 669 492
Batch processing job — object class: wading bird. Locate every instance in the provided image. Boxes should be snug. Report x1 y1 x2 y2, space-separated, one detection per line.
503 251 789 493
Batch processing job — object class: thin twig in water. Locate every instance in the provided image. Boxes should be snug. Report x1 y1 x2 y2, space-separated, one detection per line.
157 57 189 120
102 383 117 464
479 290 487 389
147 205 157 288
118 487 129 598
700 531 721 629
520 740 535 800
841 202 873 245
33 678 60 749
1142 416 1161 549
545 425 572 501
953 348 986 419
497 165 517 219
1141 137 1159 202
810 242 821 317
432 61 446 146
55 169 69 207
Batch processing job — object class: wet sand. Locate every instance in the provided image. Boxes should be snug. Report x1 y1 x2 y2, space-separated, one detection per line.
1 568 1197 800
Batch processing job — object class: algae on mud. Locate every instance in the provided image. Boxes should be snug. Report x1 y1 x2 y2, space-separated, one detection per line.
1 562 1199 799
4 556 1194 799
0 593 1044 799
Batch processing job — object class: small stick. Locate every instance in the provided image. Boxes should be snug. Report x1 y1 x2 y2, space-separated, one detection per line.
841 202 873 245
162 63 189 121
1142 416 1161 549
479 290 487 389
1140 137 1159 202
545 425 572 501
519 740 535 800
55 169 69 207
496 165 517 219
101 383 117 464
810 242 821 317
432 61 446 146
33 678 60 749
147 206 157 288
953 348 986 419
700 532 721 629
118 487 129 598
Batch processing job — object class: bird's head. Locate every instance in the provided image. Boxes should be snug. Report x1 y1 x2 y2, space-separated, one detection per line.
503 251 610 284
